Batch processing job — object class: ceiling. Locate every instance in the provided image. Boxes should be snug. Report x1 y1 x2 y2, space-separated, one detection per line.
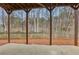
0 3 79 11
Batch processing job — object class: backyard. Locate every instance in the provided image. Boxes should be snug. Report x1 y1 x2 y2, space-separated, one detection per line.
0 32 75 45
0 6 78 45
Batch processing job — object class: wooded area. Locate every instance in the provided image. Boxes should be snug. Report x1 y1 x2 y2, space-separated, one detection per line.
0 3 79 45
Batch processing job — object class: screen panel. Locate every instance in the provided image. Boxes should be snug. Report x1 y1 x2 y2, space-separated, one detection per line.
10 10 26 44
78 9 79 46
52 6 75 45
28 8 50 45
0 7 8 45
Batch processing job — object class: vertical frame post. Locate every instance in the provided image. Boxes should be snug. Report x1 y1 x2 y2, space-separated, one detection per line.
47 4 55 45
25 9 31 44
7 10 12 43
25 10 28 44
71 4 79 46
74 9 78 46
49 4 52 45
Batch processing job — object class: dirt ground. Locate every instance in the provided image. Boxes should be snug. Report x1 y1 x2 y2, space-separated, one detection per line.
0 38 77 46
